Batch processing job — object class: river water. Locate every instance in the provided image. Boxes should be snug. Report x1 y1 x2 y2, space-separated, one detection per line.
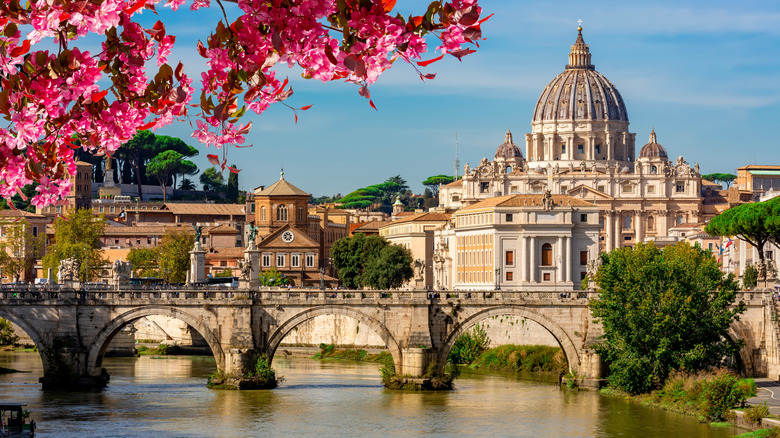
0 352 741 437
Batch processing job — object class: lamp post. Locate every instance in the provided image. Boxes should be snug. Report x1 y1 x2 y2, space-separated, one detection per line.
495 267 500 291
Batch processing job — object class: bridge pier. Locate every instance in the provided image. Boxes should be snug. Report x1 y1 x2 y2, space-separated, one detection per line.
400 347 435 376
39 343 109 390
224 348 262 377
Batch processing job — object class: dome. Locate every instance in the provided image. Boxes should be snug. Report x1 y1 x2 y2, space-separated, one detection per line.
638 129 668 159
532 28 628 123
494 129 524 160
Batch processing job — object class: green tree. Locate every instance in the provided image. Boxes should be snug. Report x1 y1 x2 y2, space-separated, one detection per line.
118 131 199 200
743 263 758 289
331 234 412 289
180 178 196 191
702 173 737 189
589 242 745 394
448 324 491 364
259 268 291 286
362 244 414 290
127 248 160 278
0 218 44 282
157 228 194 283
337 176 409 213
147 150 196 203
0 318 19 346
226 164 239 203
200 167 226 193
705 197 780 283
422 174 455 197
42 209 107 282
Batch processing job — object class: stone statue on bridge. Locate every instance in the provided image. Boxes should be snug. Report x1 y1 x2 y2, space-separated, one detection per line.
238 257 252 281
112 259 132 285
58 257 81 282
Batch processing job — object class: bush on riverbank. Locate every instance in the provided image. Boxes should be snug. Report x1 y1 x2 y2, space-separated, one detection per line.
137 343 183 355
604 369 756 422
448 325 490 364
466 345 567 375
736 428 780 438
0 318 19 346
313 343 393 366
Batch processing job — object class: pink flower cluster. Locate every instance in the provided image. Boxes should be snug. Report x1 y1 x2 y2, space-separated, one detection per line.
0 0 483 207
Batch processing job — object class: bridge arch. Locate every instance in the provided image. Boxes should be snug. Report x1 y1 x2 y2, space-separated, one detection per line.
728 322 755 377
86 306 225 375
265 305 402 372
0 308 48 370
440 306 581 374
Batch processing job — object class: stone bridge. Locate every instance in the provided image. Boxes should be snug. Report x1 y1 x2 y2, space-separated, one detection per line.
0 288 774 389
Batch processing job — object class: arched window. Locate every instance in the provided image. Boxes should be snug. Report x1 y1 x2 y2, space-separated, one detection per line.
624 214 633 230
260 206 266 221
506 166 512 174
541 243 553 266
647 215 655 231
650 165 657 174
277 205 288 221
676 215 684 225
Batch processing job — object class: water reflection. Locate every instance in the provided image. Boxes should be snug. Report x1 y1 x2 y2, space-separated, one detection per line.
0 352 741 437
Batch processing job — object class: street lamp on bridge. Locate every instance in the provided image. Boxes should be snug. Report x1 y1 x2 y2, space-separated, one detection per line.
495 267 500 291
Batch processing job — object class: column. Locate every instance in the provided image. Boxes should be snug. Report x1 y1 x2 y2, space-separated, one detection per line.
614 212 621 249
557 236 564 286
521 235 528 283
605 212 614 252
566 236 573 283
636 211 645 244
529 236 536 283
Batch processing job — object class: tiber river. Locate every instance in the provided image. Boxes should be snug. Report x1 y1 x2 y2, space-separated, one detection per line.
0 351 741 437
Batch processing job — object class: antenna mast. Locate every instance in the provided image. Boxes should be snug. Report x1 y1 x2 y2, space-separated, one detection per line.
454 133 460 180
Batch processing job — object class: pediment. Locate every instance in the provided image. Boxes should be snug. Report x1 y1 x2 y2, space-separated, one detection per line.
567 184 614 201
257 224 319 249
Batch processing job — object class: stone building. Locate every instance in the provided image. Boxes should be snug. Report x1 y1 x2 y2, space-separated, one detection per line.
37 160 93 216
440 27 703 254
436 194 600 291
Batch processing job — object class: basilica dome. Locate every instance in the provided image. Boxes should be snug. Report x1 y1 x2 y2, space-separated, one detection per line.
638 129 668 159
494 129 524 160
531 28 628 123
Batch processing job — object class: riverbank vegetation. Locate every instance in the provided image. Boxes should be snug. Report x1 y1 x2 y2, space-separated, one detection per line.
208 356 283 390
590 242 745 395
448 325 566 375
312 343 393 366
602 370 756 422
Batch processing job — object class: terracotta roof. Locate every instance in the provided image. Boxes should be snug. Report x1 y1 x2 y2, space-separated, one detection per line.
383 212 451 226
702 179 722 187
256 176 308 197
104 225 179 235
0 210 46 219
459 194 595 212
159 203 245 216
206 224 239 234
302 272 338 282
205 247 245 259
738 165 780 170
353 221 389 231
443 179 462 188
395 212 415 217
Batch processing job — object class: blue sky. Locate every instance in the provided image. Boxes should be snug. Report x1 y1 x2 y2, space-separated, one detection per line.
136 0 780 196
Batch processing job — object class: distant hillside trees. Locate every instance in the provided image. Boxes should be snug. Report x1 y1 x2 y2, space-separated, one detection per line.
702 173 736 189
338 175 409 213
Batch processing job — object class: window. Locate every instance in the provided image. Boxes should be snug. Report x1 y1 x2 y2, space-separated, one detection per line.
708 243 713 251
277 205 288 221
650 165 657 174
291 254 300 267
262 254 271 267
624 215 632 229
115 239 119 245
624 236 632 241
33 227 38 237
676 184 685 193
580 272 587 280
541 243 553 266
220 260 227 267
543 273 551 281
580 214 588 223
676 215 684 225
595 144 601 155
506 166 512 174
647 185 656 194
251 204 256 213
648 216 655 231
597 185 605 193
561 144 566 154
578 144 584 154
480 182 489 193
298 207 303 221
506 214 513 222
99 206 104 213
561 185 568 193
306 254 315 267
260 206 266 221
580 250 588 266
622 184 633 194
276 254 285 267
506 271 513 281
505 251 514 265
147 237 152 244
110 206 115 213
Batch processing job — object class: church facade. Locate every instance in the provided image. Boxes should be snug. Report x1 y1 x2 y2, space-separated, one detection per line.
440 26 704 256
